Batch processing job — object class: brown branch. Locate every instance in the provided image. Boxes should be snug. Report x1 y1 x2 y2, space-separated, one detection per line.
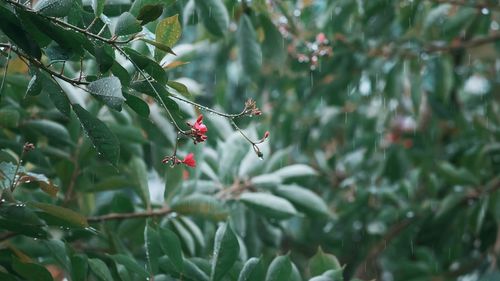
354 219 413 280
0 43 90 86
4 0 136 45
87 207 173 222
0 232 19 242
430 0 500 11
63 137 83 206
424 32 500 53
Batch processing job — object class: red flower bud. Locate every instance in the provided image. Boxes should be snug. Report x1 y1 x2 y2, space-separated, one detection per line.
188 115 208 143
182 153 196 168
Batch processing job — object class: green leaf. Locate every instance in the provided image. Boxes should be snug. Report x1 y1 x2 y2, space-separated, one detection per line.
92 0 105 16
43 240 70 271
0 5 41 59
137 4 164 25
129 157 151 208
273 164 317 180
309 247 341 277
309 275 336 281
265 255 292 281
109 124 146 143
131 81 180 116
87 77 125 111
437 162 480 186
116 264 132 281
130 0 175 17
159 226 184 271
24 120 72 145
260 14 286 65
0 202 48 238
141 38 176 57
170 218 196 256
238 257 265 281
12 258 54 281
167 81 191 98
110 254 149 280
34 0 73 17
114 12 142 36
88 258 114 281
0 272 18 281
155 14 181 61
315 269 343 281
144 223 162 274
274 185 329 217
0 162 19 189
218 133 248 184
171 194 228 221
195 0 229 36
40 73 71 117
211 223 240 281
184 258 210 281
435 192 464 219
179 217 206 249
124 93 150 118
30 202 89 228
123 47 168 83
239 192 298 219
290 263 302 281
26 74 43 97
237 15 262 75
423 57 454 103
0 109 20 128
111 61 131 86
72 104 120 166
23 11 88 57
250 174 282 190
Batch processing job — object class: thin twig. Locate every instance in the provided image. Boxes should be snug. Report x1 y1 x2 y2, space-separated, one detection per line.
4 0 135 45
424 32 500 53
63 137 83 206
0 44 90 86
0 46 11 97
169 94 248 119
87 207 173 222
0 232 19 242
354 219 413 279
430 0 500 11
113 44 188 135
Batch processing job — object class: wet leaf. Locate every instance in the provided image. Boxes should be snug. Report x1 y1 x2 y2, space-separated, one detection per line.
87 77 125 111
72 104 120 166
239 192 298 219
211 223 240 281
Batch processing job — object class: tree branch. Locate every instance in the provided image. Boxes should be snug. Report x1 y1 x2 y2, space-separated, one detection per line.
430 0 500 11
0 232 19 243
424 32 500 53
354 219 413 280
4 0 136 45
0 43 90 86
87 207 173 222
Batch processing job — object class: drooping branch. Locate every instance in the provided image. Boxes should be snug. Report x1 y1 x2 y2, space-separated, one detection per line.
354 219 413 280
0 43 89 86
87 207 173 222
424 32 500 53
4 0 136 45
430 0 500 11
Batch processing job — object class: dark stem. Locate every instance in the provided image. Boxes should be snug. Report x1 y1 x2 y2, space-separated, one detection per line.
0 46 11 98
87 207 172 222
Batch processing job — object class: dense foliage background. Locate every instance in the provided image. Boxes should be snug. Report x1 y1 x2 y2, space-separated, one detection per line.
1 0 499 280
